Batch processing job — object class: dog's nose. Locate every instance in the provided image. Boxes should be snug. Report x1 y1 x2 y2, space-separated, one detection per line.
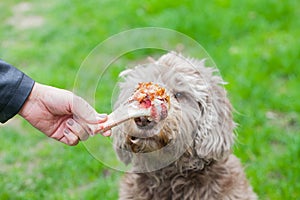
134 116 155 129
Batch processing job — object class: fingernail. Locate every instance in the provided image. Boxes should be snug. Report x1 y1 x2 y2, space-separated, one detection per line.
97 114 107 120
87 127 94 136
64 129 69 134
67 119 74 126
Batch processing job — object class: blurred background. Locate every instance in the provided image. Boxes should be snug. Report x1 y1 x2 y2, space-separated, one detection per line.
0 0 299 199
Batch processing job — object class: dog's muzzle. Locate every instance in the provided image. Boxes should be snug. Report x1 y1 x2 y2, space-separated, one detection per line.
134 99 168 129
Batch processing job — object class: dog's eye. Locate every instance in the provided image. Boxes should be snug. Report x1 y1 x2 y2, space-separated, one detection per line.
174 92 183 100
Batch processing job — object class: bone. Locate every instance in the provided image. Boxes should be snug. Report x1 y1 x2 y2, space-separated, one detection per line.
97 101 152 134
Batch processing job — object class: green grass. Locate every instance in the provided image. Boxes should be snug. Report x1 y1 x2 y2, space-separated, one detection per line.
0 0 299 199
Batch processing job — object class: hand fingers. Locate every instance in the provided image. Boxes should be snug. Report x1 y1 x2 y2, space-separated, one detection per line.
66 119 89 141
73 113 108 125
61 129 79 146
59 127 109 146
72 113 110 136
70 95 110 137
83 121 114 137
96 113 108 123
72 96 108 124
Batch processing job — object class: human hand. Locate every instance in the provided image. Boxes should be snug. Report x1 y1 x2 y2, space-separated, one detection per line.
19 83 111 145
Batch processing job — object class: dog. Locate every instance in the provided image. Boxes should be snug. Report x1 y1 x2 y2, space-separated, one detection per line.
111 52 257 200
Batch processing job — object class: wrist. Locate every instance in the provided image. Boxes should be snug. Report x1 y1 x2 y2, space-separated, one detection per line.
18 82 40 118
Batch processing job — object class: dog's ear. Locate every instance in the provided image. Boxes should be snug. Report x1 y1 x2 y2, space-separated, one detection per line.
194 77 235 161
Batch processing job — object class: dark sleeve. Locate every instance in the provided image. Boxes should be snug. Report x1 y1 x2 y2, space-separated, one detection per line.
0 60 35 123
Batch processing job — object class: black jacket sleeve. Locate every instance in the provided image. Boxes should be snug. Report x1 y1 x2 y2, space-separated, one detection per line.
0 60 35 123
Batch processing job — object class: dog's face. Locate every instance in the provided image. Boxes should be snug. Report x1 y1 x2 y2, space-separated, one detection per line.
111 52 235 170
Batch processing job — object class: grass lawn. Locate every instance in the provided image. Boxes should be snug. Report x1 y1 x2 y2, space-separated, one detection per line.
1 0 299 199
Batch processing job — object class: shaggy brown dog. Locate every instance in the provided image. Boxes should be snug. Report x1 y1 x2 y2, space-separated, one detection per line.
111 52 257 200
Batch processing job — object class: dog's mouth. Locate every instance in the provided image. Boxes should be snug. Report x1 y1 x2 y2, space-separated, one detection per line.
127 133 169 153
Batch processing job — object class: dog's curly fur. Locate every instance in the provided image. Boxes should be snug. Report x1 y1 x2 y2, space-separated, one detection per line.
111 52 257 200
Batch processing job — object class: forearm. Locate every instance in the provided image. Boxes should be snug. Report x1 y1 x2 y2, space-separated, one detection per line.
0 60 35 123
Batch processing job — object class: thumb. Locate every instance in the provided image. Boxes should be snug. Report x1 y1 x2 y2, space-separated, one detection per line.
71 95 106 124
70 95 109 136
